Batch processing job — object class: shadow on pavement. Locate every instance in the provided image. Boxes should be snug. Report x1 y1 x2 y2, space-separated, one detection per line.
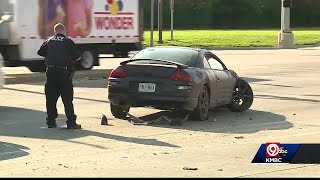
4 69 112 85
255 94 320 104
0 106 179 149
242 77 272 83
242 77 298 88
0 142 29 161
251 83 298 88
303 94 320 97
4 87 110 104
133 108 293 134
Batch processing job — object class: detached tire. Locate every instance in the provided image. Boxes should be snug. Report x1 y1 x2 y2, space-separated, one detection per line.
110 103 130 119
80 50 97 70
228 78 254 112
190 86 210 121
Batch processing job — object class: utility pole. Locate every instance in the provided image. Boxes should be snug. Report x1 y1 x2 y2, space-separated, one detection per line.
278 0 294 48
170 0 174 41
158 0 163 44
150 0 154 47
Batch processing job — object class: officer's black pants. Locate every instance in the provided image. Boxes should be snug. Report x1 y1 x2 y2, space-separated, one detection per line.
45 67 77 126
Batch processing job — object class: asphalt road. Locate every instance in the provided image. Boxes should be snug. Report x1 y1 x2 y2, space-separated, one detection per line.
0 48 319 177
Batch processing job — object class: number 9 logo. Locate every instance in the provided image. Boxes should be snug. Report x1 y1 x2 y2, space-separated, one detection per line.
267 144 279 156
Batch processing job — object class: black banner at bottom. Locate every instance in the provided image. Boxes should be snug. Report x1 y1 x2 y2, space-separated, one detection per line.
252 143 320 164
290 144 320 164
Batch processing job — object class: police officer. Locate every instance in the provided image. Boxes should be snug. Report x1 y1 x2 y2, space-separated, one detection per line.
37 23 81 129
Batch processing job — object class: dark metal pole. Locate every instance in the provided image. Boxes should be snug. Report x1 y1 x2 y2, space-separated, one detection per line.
158 0 163 44
170 0 174 41
150 0 154 47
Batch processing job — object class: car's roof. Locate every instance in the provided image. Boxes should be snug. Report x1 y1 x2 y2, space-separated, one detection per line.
144 46 203 52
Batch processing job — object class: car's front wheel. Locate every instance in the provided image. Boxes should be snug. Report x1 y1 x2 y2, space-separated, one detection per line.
190 86 210 121
228 78 254 112
110 103 130 119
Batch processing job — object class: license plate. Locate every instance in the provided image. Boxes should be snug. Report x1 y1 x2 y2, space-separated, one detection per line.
138 83 156 93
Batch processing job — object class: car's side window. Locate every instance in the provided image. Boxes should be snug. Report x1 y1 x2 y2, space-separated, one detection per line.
203 57 211 69
206 56 225 71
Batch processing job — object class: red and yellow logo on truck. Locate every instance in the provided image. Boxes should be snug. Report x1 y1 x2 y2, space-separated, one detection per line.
95 0 134 30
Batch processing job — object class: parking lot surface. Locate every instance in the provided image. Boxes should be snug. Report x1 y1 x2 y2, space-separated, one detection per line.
0 48 319 177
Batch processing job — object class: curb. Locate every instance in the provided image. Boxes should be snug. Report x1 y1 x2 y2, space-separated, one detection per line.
143 45 320 51
207 44 320 50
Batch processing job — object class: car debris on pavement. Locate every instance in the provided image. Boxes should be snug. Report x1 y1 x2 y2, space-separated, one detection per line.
126 112 190 126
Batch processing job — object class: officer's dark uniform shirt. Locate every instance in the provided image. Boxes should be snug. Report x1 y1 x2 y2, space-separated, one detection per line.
37 33 80 68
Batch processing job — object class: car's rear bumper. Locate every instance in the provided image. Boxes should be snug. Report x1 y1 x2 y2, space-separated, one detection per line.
108 93 198 111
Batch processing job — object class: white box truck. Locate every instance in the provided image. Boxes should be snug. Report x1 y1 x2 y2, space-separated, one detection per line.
0 0 143 72
0 53 4 90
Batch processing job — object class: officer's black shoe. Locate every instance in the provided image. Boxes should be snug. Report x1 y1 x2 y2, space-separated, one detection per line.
67 123 82 129
47 123 57 128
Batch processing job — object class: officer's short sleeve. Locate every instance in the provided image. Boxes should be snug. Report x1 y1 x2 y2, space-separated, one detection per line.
38 40 48 57
67 39 80 60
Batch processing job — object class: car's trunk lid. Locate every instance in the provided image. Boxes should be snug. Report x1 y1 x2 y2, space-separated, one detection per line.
123 64 178 78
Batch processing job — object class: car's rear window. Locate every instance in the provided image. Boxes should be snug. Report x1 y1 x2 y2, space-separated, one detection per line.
131 48 199 66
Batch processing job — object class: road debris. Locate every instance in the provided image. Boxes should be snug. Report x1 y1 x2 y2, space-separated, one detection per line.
126 112 189 126
235 136 244 139
127 113 151 125
183 167 198 171
101 114 108 125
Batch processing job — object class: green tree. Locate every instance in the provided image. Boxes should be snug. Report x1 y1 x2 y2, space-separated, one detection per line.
141 0 320 29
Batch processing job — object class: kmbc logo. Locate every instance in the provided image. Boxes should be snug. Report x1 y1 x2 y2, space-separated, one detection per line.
266 142 288 163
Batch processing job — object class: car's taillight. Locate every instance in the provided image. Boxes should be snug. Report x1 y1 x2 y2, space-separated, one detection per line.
170 70 192 82
109 67 127 78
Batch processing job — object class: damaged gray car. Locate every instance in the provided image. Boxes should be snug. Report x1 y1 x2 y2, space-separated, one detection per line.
108 46 254 121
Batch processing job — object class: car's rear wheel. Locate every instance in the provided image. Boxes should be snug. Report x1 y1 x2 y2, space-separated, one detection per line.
228 78 253 112
110 103 130 119
191 86 210 121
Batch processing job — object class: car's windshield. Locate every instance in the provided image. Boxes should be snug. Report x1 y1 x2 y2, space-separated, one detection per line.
130 48 199 66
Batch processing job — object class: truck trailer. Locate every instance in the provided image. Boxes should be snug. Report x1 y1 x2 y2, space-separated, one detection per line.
0 0 143 72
